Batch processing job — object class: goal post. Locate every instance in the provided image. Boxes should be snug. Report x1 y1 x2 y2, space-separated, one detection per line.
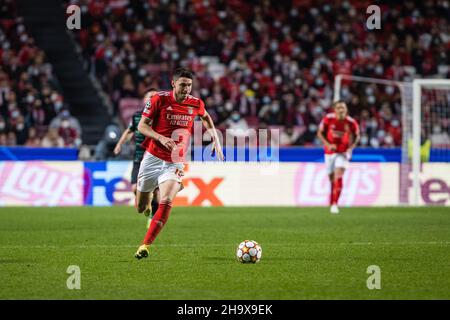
333 74 450 206
412 79 450 205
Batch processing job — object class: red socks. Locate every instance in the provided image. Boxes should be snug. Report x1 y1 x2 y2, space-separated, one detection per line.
329 182 334 205
331 177 343 205
142 200 172 245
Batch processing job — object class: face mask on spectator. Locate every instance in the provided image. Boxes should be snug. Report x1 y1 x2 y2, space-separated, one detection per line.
81 5 88 13
136 24 144 32
314 46 323 54
96 34 105 42
224 102 233 112
433 126 442 134
0 121 5 130
274 76 282 85
370 137 380 148
231 113 240 122
312 106 323 116
391 120 399 128
323 4 331 12
262 96 271 104
61 120 70 129
26 95 35 103
299 105 307 113
375 66 384 75
342 88 350 97
368 96 376 104
295 79 302 86
2 41 10 50
138 68 147 77
310 8 319 16
337 52 346 60
11 110 20 118
309 124 317 132
385 135 393 144
252 82 259 90
385 86 395 95
20 34 28 43
271 103 280 113
17 123 24 131
360 135 369 145
377 130 386 139
270 41 278 51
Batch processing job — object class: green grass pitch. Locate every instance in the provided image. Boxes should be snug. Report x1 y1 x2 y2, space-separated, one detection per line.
0 206 449 299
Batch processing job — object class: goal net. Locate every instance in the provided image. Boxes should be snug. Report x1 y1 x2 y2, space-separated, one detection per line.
333 75 450 206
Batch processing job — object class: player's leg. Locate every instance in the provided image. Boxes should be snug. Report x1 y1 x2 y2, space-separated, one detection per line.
325 154 336 209
150 187 160 217
332 167 345 203
135 153 161 217
135 163 183 259
328 172 335 206
130 161 140 195
135 179 181 259
136 190 152 216
330 154 347 214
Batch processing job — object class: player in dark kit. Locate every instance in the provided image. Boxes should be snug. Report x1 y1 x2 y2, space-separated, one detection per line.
134 67 224 259
114 88 159 217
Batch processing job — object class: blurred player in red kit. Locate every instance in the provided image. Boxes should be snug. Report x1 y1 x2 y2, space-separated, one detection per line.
317 101 360 214
134 67 224 259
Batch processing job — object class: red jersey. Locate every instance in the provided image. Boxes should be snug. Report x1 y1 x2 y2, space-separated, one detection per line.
319 113 360 154
141 90 206 163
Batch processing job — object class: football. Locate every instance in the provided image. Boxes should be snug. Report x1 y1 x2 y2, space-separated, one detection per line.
236 240 262 263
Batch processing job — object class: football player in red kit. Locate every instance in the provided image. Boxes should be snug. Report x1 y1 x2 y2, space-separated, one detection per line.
317 101 360 214
134 67 224 259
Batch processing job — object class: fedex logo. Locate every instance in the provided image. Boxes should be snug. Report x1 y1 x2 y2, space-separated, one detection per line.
83 162 131 205
174 164 224 206
83 162 224 207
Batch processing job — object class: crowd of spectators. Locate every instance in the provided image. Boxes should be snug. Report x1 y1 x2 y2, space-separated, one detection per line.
1 0 449 149
0 0 82 148
70 0 450 148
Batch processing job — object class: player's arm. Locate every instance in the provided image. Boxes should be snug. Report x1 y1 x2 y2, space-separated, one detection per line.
348 132 360 150
200 111 224 161
137 116 176 151
349 122 361 150
113 128 134 155
317 121 336 151
346 122 360 160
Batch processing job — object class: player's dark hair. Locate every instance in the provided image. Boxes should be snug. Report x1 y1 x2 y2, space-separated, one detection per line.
173 67 194 81
141 87 157 98
332 100 347 108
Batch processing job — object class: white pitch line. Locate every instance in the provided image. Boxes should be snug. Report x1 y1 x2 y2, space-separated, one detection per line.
0 242 450 249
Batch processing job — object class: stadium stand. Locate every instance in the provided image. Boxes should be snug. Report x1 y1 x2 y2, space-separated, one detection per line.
1 0 448 150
